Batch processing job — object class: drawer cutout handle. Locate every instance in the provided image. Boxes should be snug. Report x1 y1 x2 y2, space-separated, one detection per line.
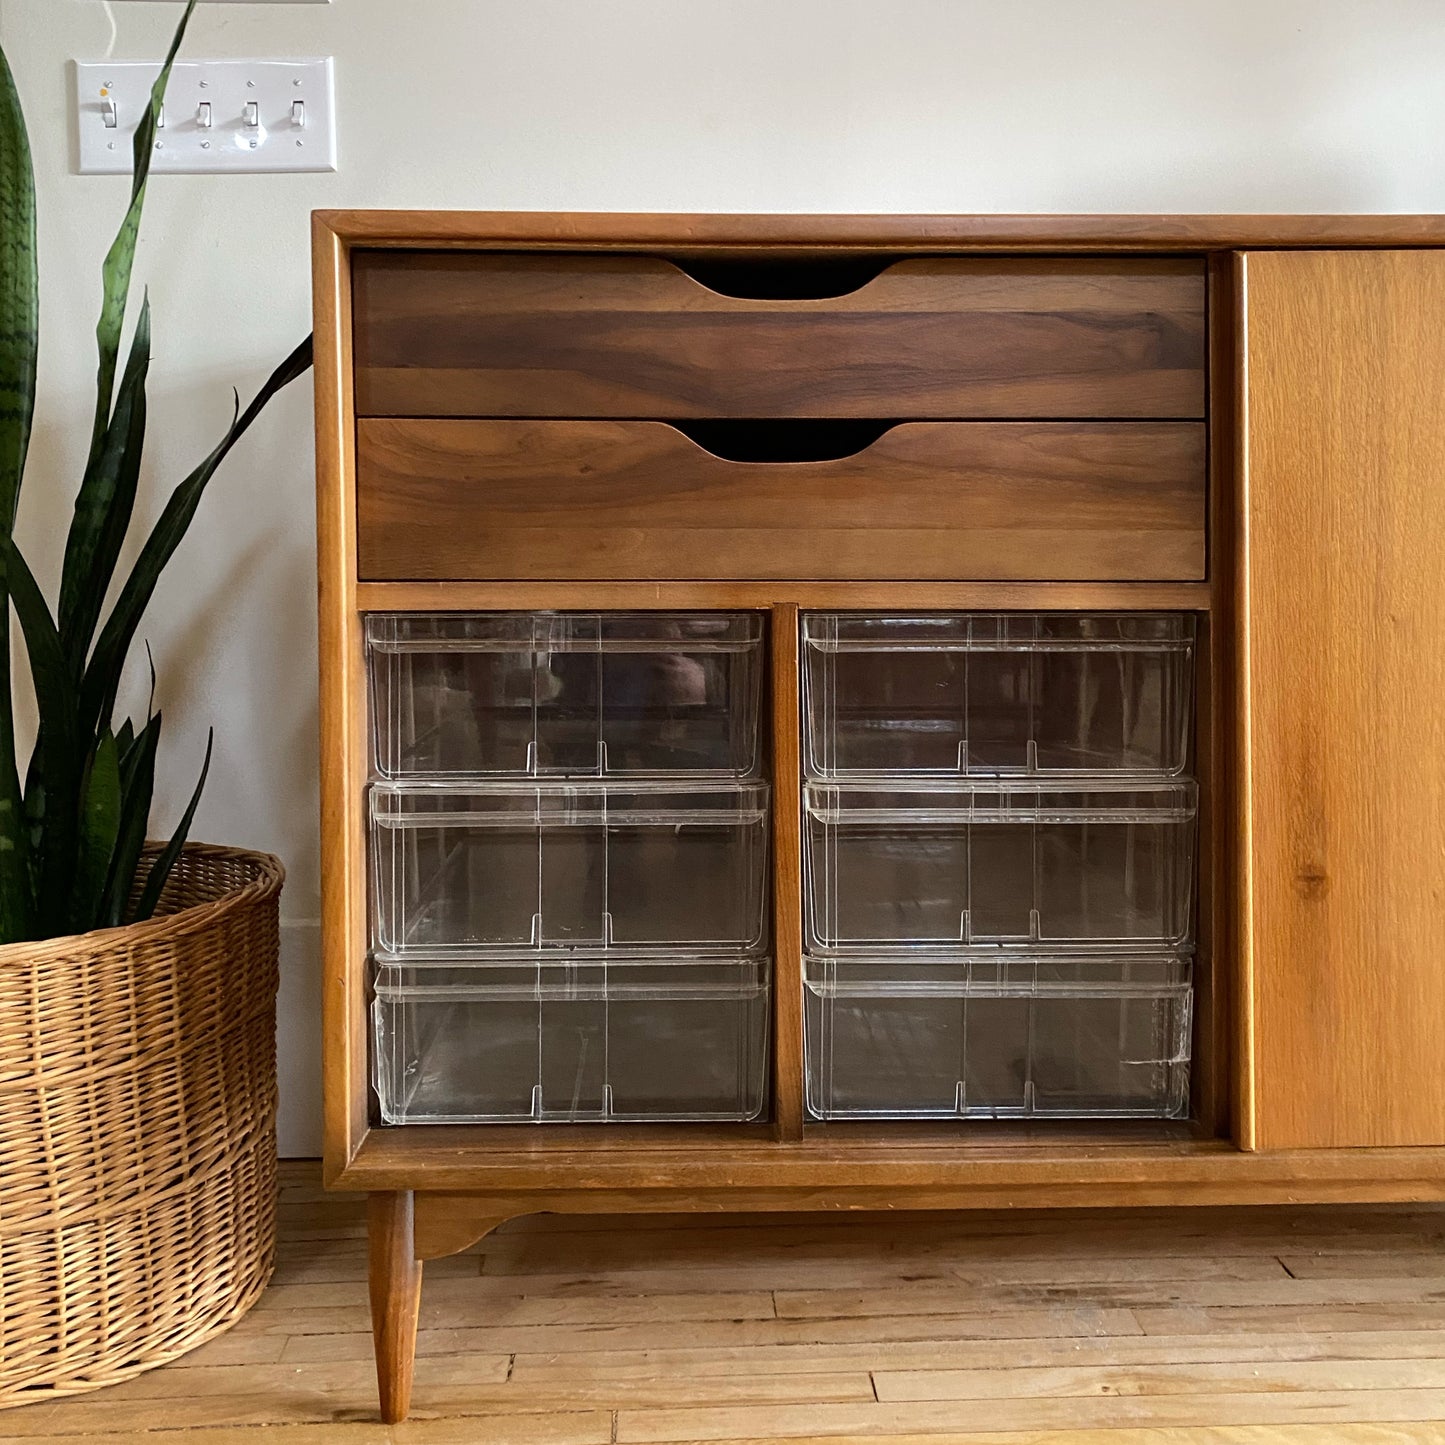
673 419 897 463
672 256 893 300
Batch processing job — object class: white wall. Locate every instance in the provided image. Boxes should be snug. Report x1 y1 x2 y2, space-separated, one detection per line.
3 0 1444 1154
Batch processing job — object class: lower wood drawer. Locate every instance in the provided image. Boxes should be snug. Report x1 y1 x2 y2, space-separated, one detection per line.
355 419 1207 582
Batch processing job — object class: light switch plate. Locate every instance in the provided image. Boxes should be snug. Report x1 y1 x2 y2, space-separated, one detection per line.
75 57 336 174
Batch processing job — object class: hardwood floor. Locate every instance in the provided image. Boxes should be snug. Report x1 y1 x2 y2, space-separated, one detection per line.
6 1161 1445 1443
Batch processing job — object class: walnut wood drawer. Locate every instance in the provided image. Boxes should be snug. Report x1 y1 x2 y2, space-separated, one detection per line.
352 253 1207 420
355 419 1206 582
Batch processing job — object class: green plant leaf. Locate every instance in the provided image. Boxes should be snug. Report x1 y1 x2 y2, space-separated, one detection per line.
71 731 122 933
60 296 151 664
132 727 210 924
0 40 39 941
101 710 160 928
87 0 195 469
0 537 79 938
0 41 37 534
79 333 313 735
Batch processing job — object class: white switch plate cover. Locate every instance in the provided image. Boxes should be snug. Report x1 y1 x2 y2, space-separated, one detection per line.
75 57 336 174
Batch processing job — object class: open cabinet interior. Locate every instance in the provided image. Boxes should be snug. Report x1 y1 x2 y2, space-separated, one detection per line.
365 606 1213 1137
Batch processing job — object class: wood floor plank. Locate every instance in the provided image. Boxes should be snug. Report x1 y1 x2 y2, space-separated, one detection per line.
70 1355 510 1403
0 1416 610 1445
637 1431 1445 1445
1134 1303 1445 1336
275 1305 1143 1363
0 1428 393 1445
391 1417 614 1445
613 1390 1445 1442
774 1276 1445 1321
507 1329 1445 1384
155 1331 291 1368
1280 1252 1445 1280
257 1278 776 1323
873 1358 1445 1402
476 1254 1288 1295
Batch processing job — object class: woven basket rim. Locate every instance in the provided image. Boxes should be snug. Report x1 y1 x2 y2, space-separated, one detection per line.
0 841 285 969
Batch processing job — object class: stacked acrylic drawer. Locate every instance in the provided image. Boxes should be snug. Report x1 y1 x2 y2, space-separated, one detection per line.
801 613 1197 1121
367 613 772 1123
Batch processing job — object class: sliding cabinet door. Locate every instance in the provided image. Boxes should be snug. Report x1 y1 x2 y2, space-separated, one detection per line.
1239 249 1445 1149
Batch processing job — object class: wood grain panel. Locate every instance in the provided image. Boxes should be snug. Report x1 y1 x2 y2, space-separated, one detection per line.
769 605 804 1142
321 207 1445 251
336 1124 1445 1201
312 215 370 1182
356 419 1206 582
1239 250 1445 1150
353 253 1206 419
355 580 1214 612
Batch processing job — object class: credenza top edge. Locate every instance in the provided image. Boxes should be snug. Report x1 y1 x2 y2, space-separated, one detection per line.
312 209 1445 251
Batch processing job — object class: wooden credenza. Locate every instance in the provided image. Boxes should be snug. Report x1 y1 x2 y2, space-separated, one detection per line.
313 212 1445 1422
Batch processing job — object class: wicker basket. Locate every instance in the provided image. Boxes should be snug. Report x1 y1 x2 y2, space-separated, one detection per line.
0 844 284 1406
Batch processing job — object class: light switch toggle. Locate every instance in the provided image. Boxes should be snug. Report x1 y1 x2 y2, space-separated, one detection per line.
197 101 212 129
291 100 306 129
102 96 119 129
242 100 260 128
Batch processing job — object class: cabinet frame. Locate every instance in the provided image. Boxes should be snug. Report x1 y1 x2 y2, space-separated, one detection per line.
314 211 1445 1423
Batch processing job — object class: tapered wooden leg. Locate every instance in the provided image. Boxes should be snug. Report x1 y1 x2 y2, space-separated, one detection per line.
368 1191 423 1424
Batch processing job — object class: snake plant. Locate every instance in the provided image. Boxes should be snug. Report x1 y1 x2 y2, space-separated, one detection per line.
0 0 312 942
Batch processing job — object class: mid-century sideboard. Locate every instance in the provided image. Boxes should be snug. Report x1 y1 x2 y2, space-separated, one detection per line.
312 211 1445 1422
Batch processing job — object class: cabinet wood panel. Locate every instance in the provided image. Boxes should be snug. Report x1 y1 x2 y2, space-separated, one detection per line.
352 253 1207 419
355 418 1206 582
1239 249 1445 1150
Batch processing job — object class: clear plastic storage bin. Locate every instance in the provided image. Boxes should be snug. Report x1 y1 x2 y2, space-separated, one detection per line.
374 956 771 1123
804 954 1191 1119
805 781 1196 952
368 612 763 778
803 613 1194 778
371 781 770 955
